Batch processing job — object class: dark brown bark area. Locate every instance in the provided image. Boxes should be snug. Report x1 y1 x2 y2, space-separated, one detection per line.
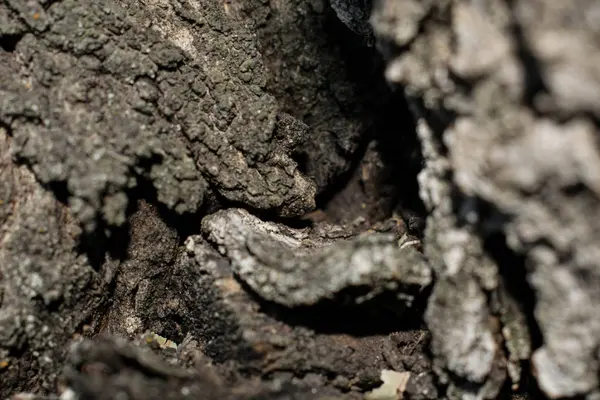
0 0 427 398
1 0 599 399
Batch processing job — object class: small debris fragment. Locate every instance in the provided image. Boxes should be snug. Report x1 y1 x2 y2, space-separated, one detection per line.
365 370 411 400
144 332 178 350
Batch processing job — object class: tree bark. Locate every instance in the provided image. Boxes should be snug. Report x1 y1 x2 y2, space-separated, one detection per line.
1 0 599 399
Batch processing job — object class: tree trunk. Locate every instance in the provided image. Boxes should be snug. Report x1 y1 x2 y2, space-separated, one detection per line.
1 0 599 399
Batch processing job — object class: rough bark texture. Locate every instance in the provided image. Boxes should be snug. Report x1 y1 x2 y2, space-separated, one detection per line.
0 129 107 396
202 208 430 307
371 0 600 398
1 0 599 399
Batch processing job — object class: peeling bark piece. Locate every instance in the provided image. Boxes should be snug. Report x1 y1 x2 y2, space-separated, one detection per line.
201 208 431 308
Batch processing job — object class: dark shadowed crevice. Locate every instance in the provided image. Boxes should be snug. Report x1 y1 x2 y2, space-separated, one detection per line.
373 89 426 217
483 231 545 398
403 93 457 157
506 1 549 109
314 131 372 210
318 14 427 224
77 219 132 271
241 281 427 337
0 120 14 137
0 34 22 52
133 176 203 245
45 180 70 204
484 232 544 350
